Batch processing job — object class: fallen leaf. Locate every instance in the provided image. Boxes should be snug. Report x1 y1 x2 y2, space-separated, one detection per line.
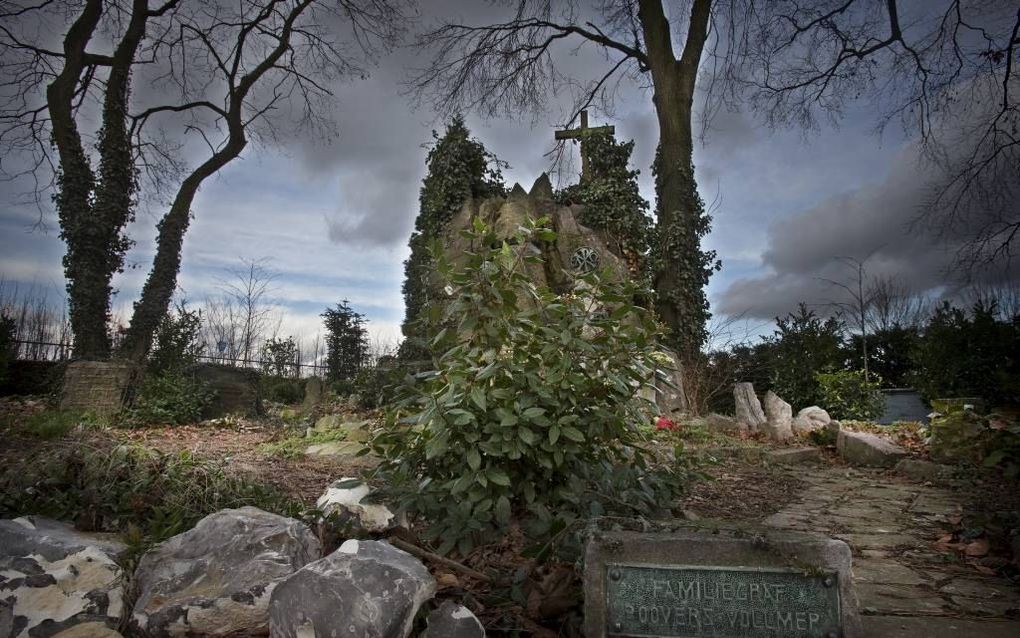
436 572 461 589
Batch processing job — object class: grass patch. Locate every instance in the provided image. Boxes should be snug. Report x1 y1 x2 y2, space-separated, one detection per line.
0 438 303 554
258 426 349 459
18 410 103 439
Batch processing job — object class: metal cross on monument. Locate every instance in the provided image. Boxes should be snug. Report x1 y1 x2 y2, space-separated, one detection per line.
554 110 615 182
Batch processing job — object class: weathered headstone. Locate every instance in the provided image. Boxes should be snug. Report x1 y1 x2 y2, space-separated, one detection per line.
734 383 766 432
584 528 860 637
763 391 794 442
187 363 262 418
301 376 323 413
60 360 137 416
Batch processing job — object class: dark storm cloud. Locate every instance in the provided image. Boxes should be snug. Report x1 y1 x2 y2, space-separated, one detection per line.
717 144 1020 320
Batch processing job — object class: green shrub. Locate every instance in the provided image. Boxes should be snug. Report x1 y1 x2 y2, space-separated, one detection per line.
815 370 884 420
0 440 301 547
126 373 215 426
983 418 1020 479
353 365 407 409
371 219 685 555
148 303 205 375
263 376 304 405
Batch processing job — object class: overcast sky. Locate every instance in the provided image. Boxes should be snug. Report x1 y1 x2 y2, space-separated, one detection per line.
1 1 1016 353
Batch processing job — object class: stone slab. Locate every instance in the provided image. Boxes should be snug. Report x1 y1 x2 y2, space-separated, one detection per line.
837 431 907 467
584 528 860 637
768 447 823 465
861 616 1020 638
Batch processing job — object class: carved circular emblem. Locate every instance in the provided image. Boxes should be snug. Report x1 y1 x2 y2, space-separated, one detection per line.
571 246 600 273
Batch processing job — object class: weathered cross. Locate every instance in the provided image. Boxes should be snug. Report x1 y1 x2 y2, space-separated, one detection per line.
554 110 615 182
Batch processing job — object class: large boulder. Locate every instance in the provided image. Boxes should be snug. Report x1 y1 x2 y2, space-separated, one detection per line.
188 363 262 418
837 430 907 467
733 383 766 432
269 540 435 638
421 601 486 638
762 391 794 442
0 517 127 637
792 406 831 435
132 507 319 637
316 478 398 534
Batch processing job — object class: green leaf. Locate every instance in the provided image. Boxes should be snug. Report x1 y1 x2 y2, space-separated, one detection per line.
486 468 511 486
548 425 560 444
470 386 487 411
519 428 537 445
495 495 511 524
467 447 482 471
561 426 585 442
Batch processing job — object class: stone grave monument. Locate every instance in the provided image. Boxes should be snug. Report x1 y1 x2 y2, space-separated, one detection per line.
585 527 860 637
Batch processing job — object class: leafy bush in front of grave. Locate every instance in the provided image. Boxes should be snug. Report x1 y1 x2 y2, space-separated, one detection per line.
263 376 304 405
983 417 1020 479
815 370 885 421
353 364 408 410
370 219 686 555
124 373 216 426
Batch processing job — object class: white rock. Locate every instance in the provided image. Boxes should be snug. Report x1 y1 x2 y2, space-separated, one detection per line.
733 383 767 432
316 478 398 533
792 406 831 434
0 517 126 638
763 391 794 442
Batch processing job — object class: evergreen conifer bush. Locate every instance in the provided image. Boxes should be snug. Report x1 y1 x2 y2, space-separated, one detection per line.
372 219 685 555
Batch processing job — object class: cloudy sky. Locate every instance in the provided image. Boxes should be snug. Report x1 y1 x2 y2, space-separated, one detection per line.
1 0 1016 354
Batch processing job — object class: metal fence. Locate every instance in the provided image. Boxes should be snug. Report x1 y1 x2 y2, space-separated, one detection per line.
11 340 330 378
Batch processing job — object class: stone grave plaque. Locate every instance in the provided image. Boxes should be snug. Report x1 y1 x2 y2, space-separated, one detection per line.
585 529 860 638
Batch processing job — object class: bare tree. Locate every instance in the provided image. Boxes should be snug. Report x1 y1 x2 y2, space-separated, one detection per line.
868 275 932 331
820 256 876 381
719 0 1020 274
408 0 723 361
218 258 279 364
0 0 408 361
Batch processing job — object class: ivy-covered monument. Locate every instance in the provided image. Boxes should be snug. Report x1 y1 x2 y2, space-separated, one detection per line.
400 115 687 415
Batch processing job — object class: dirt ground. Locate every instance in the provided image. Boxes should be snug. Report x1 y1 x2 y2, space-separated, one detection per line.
3 397 1018 637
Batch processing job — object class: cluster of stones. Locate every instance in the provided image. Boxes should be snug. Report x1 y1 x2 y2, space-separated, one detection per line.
707 382 912 468
0 489 483 637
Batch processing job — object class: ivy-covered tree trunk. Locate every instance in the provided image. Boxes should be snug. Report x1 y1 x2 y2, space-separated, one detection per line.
639 0 717 362
47 0 147 360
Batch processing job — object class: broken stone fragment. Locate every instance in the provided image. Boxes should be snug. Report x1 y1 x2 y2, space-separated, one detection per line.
131 507 319 637
0 517 127 638
733 382 766 432
316 478 399 534
269 539 436 638
837 430 907 467
421 601 486 638
763 391 794 442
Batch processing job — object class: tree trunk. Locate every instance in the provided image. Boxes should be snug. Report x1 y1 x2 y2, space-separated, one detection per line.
47 0 105 359
118 145 244 362
638 0 714 362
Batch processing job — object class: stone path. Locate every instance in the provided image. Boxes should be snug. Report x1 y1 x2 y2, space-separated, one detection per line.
761 466 1020 637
